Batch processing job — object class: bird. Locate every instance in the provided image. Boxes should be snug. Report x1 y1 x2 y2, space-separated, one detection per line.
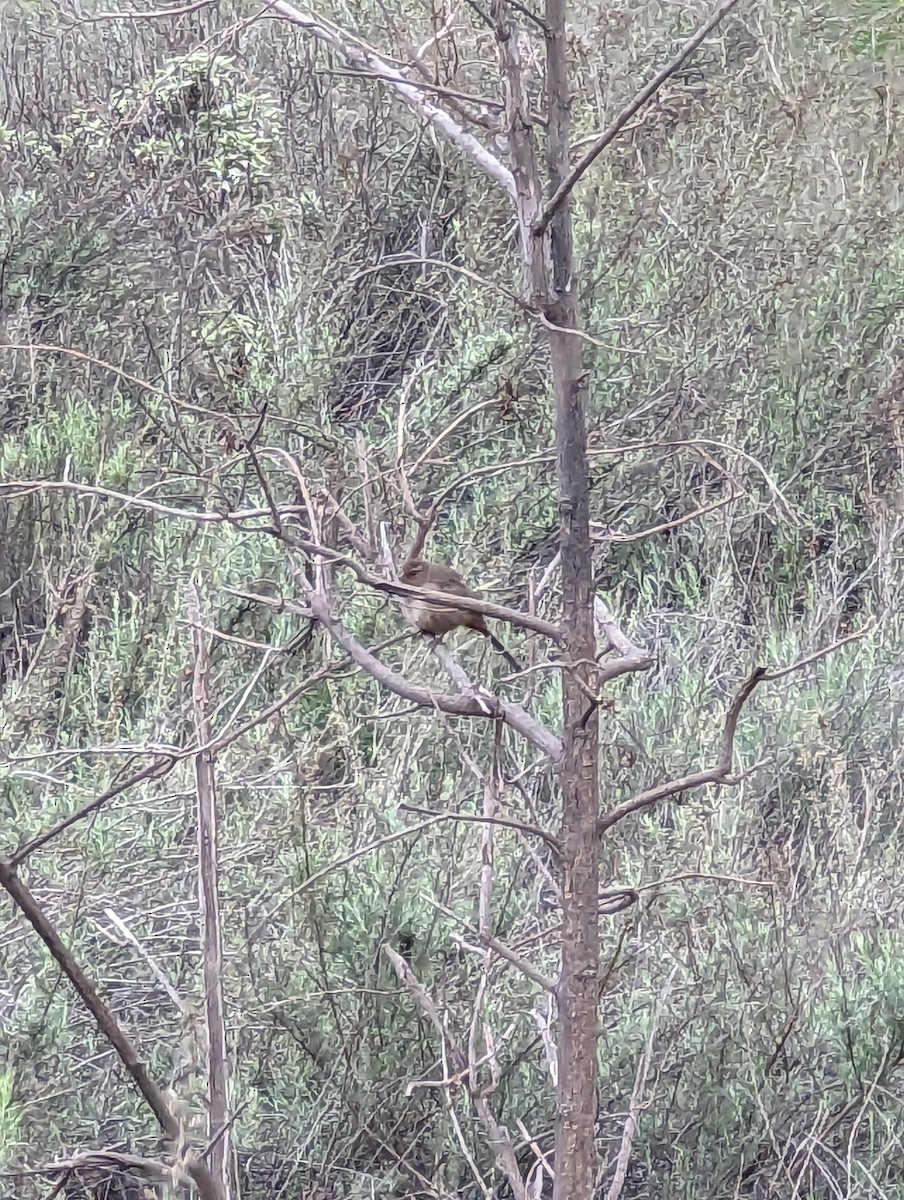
399 557 521 672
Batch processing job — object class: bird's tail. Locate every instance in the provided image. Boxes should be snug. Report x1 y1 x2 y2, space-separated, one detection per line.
487 631 522 674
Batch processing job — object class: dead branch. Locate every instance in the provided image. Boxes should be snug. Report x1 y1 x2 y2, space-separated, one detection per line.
592 492 743 544
536 0 745 235
11 755 178 868
604 966 676 1200
250 816 446 940
10 661 341 867
598 621 873 835
426 896 557 992
399 802 561 856
187 585 231 1197
269 0 518 199
597 667 767 834
308 592 564 761
762 622 874 681
0 861 225 1200
18 1149 193 1190
384 945 529 1200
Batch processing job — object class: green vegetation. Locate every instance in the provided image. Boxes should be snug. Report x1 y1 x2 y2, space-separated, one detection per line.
2 0 904 1196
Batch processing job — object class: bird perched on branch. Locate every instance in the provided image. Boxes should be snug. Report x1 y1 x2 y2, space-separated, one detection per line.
399 557 522 673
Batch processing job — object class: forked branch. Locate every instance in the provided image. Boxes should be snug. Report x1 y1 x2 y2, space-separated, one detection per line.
308 593 563 761
536 0 745 235
598 623 873 834
597 667 766 834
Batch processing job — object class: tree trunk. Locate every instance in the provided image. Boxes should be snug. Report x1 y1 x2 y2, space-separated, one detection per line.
544 0 601 1197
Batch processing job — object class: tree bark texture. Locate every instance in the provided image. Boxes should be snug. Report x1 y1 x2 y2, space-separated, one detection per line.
544 0 601 1197
189 584 232 1199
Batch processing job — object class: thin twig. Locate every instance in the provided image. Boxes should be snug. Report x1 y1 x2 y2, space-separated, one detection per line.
536 0 744 234
597 667 766 834
399 802 561 855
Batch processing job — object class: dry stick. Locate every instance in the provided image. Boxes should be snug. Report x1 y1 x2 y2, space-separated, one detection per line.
333 64 504 114
598 622 875 834
637 869 774 894
3 440 788 616
384 945 529 1200
349 254 637 352
0 861 225 1200
408 396 505 475
101 909 184 1008
592 491 743 543
187 584 231 1199
0 477 304 524
468 769 499 1098
535 552 650 682
354 431 377 551
321 488 375 562
536 0 744 235
515 1118 555 1190
10 661 341 867
762 622 874 681
597 667 767 834
1 430 792 531
1 342 248 426
73 0 215 19
394 359 432 526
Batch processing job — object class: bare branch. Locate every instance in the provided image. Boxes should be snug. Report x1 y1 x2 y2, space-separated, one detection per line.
308 593 564 761
762 622 874 681
455 933 557 993
593 596 654 684
592 491 744 544
536 0 745 235
19 1150 193 1190
0 477 304 525
597 667 767 834
10 755 178 868
426 895 557 991
11 661 342 866
0 475 562 641
269 0 517 199
0 861 225 1200
71 0 214 20
408 396 506 476
399 802 561 856
604 966 676 1200
187 585 231 1197
384 946 529 1200
250 816 446 940
598 621 874 835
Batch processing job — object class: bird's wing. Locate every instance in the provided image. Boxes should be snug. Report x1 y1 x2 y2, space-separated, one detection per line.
435 576 474 598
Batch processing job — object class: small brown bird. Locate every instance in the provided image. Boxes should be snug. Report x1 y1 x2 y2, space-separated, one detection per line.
400 557 521 673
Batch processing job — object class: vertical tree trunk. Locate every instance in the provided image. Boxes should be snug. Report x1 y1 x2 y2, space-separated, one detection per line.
548 312 600 1200
544 0 601 1197
188 585 232 1199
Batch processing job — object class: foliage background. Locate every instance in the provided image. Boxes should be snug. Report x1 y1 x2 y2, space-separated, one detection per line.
3 0 904 1195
